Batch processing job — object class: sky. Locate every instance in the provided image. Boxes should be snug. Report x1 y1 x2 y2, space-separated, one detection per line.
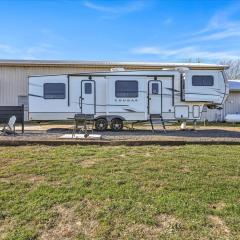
0 0 240 63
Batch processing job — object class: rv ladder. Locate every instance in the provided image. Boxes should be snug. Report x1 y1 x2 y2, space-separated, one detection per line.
149 114 166 133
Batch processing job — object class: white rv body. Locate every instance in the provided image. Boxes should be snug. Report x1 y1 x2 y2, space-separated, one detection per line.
28 68 229 126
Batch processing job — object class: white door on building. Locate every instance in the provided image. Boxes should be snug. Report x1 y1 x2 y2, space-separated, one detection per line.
148 80 162 114
81 80 95 114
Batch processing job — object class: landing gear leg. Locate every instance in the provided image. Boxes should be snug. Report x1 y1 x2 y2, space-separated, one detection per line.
180 121 187 131
193 120 197 131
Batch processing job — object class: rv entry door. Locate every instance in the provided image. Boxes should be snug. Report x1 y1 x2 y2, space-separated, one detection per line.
148 80 162 114
81 80 96 114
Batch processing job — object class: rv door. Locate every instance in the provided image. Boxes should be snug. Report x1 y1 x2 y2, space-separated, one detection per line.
148 80 162 114
81 80 96 114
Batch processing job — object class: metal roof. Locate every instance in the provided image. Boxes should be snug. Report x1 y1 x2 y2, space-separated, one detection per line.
229 80 240 91
0 59 228 70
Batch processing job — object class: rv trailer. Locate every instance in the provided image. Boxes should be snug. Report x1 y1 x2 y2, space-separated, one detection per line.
28 63 229 131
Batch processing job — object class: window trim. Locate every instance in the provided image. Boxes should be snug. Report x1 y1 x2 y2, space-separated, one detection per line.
192 75 214 87
43 83 66 99
115 80 139 98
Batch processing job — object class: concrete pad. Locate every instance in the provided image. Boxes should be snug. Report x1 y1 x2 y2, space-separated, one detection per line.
59 134 102 139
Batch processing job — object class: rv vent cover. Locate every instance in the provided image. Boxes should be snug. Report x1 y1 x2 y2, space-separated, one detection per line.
174 67 189 72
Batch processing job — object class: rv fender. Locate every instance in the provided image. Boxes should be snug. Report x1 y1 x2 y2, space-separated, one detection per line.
95 115 126 122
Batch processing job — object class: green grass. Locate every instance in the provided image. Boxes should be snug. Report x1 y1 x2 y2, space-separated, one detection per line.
0 145 240 240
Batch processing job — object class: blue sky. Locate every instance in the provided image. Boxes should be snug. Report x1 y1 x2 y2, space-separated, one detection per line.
0 0 240 62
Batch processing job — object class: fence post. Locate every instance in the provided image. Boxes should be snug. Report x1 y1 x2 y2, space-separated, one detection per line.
22 104 24 133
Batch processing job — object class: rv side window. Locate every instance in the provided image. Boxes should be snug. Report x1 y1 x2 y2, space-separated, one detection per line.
84 83 92 94
192 76 214 86
152 83 159 94
43 83 65 99
115 81 138 98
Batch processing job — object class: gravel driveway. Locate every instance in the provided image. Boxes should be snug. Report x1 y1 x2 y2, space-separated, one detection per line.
0 123 240 143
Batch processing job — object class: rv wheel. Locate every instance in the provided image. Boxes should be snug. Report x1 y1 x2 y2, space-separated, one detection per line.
95 118 108 131
111 118 123 131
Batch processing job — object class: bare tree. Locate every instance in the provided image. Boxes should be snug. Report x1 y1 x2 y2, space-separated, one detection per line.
183 58 202 63
219 60 240 79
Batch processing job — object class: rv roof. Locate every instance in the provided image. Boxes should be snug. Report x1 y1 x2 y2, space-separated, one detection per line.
0 59 228 70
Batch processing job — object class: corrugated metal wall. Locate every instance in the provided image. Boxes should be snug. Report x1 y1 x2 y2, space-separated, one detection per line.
0 65 115 120
224 92 240 114
201 109 223 122
201 91 240 122
0 66 113 106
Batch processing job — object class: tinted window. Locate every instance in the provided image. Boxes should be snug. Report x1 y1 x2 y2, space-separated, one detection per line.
115 81 138 98
152 83 159 94
44 83 65 99
85 82 92 94
192 76 214 86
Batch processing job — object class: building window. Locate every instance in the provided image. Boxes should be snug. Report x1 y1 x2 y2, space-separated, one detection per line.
84 83 92 94
192 76 214 86
115 81 138 98
152 83 159 94
43 83 65 99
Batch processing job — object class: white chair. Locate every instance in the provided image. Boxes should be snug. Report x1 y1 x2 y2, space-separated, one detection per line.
1 115 17 135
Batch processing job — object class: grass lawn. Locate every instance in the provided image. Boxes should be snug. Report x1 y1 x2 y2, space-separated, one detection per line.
0 145 240 240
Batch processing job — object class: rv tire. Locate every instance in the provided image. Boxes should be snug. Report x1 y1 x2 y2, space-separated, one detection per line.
110 118 123 131
95 118 108 131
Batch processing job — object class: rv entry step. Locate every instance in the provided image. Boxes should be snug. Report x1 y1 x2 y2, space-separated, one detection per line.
149 114 166 133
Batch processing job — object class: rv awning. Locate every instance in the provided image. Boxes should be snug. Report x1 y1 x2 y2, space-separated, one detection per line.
0 59 228 70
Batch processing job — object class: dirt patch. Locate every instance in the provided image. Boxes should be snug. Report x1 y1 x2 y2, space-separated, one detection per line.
80 159 98 168
124 214 182 239
0 177 11 184
40 206 79 240
0 158 18 165
0 158 21 172
119 153 126 158
179 166 191 173
0 174 45 186
208 215 230 237
17 174 45 184
209 202 226 211
156 214 182 232
0 219 14 239
40 201 100 240
79 157 106 168
144 152 151 157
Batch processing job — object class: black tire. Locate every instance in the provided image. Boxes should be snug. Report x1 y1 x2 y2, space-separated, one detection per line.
110 118 123 131
95 118 108 131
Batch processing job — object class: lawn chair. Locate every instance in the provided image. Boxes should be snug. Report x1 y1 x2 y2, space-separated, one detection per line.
1 115 17 135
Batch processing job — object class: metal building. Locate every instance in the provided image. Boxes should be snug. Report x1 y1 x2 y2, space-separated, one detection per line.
202 80 240 122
